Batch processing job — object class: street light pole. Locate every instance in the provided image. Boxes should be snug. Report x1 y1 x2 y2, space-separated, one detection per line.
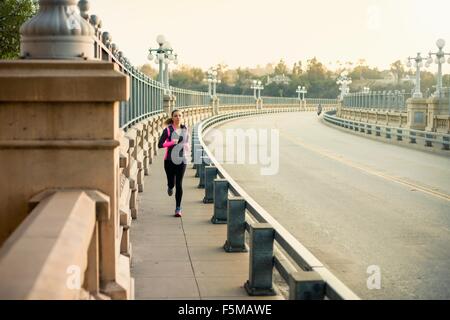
257 81 264 99
427 39 450 98
251 80 258 99
407 53 426 98
148 35 178 92
336 71 352 101
296 86 307 108
206 68 221 98
251 80 264 109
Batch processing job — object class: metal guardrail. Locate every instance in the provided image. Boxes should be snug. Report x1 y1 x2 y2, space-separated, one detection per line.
343 90 411 111
92 34 339 131
94 38 166 129
324 110 450 150
190 107 359 300
262 96 338 105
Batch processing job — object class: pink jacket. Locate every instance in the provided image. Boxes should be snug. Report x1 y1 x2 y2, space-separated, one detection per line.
159 124 190 162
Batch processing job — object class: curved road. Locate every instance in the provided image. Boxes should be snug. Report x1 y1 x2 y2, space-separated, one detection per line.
203 112 450 300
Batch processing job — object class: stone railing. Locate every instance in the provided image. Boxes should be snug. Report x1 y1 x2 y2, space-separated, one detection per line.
433 115 450 133
0 190 112 299
337 97 450 134
338 108 408 128
323 110 450 155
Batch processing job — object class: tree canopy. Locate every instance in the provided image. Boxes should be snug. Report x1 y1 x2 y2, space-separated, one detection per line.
137 57 443 99
0 0 37 59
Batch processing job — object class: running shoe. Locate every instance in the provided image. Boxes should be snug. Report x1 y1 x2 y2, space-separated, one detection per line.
174 207 182 217
167 187 173 196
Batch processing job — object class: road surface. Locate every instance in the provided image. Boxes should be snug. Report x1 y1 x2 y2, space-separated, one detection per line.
203 112 450 299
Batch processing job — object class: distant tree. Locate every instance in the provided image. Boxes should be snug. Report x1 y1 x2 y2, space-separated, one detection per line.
0 0 38 59
421 71 436 95
215 63 234 85
170 65 205 88
356 58 367 80
292 61 303 77
306 57 327 81
443 74 450 88
139 64 158 79
350 66 383 80
390 60 405 85
274 59 289 75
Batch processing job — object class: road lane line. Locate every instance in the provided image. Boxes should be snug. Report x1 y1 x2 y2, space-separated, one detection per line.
280 131 450 202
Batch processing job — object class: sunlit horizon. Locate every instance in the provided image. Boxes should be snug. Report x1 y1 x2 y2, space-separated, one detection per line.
88 0 450 73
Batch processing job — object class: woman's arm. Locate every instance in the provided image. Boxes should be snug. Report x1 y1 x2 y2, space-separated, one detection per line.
158 127 177 149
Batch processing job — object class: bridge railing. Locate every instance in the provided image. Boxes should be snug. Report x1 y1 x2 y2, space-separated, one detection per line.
91 22 340 131
262 97 339 106
324 110 450 151
192 108 358 300
343 90 411 111
217 93 255 105
0 190 111 299
305 98 339 106
93 35 166 129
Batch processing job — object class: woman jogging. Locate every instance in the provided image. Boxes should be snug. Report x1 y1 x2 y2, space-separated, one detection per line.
158 109 190 217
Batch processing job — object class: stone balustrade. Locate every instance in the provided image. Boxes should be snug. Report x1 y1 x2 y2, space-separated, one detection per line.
0 190 112 299
337 97 450 134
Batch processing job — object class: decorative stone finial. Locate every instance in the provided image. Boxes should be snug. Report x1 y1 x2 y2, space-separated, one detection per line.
78 0 90 20
20 0 95 59
102 32 112 47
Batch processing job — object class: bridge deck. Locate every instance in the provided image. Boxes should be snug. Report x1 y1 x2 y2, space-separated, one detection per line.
130 146 284 300
203 112 450 299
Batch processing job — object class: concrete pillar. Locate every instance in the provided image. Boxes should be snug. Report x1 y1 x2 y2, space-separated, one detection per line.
223 197 247 253
163 94 172 116
256 98 263 110
198 155 210 188
244 222 276 296
0 60 131 299
211 97 220 116
336 101 343 117
426 97 449 133
407 98 428 131
194 145 203 176
211 179 229 224
288 271 325 300
203 166 218 203
171 94 177 111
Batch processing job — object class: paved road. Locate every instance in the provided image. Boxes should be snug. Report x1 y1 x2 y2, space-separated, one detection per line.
203 112 450 299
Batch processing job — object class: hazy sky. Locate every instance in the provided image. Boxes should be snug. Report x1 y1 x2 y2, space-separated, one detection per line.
88 0 450 72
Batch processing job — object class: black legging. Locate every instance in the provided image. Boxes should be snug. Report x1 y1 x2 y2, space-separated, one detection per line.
164 160 187 207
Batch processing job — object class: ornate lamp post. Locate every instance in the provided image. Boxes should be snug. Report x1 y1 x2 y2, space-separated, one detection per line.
207 68 221 98
206 68 221 115
251 80 264 99
148 35 178 92
336 71 352 101
407 53 426 98
426 39 450 98
251 80 264 110
296 85 307 108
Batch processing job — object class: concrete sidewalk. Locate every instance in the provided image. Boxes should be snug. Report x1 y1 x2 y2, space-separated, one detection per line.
130 149 284 300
